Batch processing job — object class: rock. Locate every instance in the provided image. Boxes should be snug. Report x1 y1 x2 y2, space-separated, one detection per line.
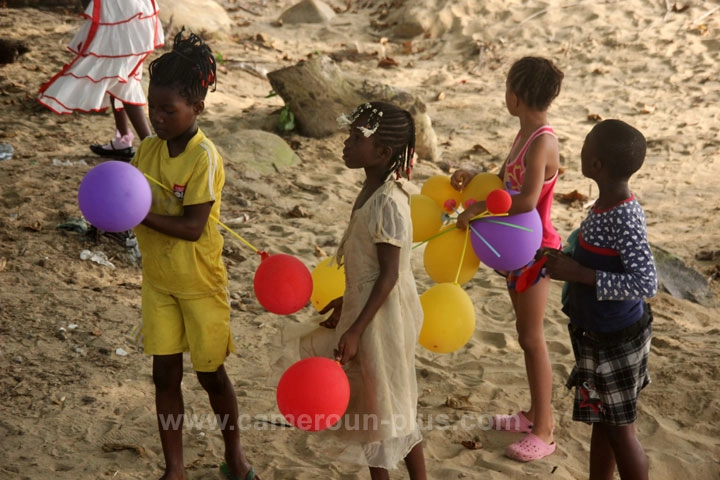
652 244 715 307
0 39 29 65
385 3 455 39
267 55 439 161
279 0 335 24
157 0 233 39
267 56 365 138
213 129 301 175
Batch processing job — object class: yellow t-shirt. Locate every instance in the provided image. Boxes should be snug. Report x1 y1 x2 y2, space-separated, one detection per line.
132 129 228 298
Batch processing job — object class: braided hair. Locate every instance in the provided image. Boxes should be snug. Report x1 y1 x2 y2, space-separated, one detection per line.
339 101 416 180
148 28 216 103
507 56 564 111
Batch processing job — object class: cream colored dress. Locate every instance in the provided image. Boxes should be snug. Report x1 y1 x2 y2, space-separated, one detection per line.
325 178 424 469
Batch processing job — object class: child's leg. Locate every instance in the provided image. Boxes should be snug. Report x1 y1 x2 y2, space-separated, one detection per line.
90 97 136 156
603 423 648 480
510 275 554 442
404 442 427 480
123 102 152 140
111 100 132 138
589 423 616 480
196 366 258 480
153 353 186 480
368 467 390 480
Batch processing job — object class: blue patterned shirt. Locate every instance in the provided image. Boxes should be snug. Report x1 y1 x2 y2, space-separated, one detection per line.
563 196 657 333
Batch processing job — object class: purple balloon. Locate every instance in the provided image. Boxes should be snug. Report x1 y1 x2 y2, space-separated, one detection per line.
78 161 151 232
469 210 542 271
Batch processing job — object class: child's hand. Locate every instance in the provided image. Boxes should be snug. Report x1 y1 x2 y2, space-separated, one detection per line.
542 248 585 283
456 209 473 230
334 326 361 365
450 169 475 191
319 297 343 329
455 199 486 230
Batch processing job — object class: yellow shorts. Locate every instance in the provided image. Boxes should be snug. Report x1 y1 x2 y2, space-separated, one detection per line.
141 283 235 372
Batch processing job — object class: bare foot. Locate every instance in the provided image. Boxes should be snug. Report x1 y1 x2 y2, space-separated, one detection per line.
159 469 187 480
221 461 260 480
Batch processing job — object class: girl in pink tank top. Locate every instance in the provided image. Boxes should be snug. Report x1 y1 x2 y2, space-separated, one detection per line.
503 125 561 249
451 56 564 462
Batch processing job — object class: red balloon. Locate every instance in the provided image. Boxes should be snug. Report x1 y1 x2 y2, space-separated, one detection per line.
486 189 512 215
253 253 312 314
276 357 350 431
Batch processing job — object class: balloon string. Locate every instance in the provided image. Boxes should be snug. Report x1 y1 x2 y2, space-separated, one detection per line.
469 223 501 257
453 227 471 284
470 211 508 221
142 173 261 254
451 206 501 258
412 224 457 249
479 218 533 231
411 209 509 251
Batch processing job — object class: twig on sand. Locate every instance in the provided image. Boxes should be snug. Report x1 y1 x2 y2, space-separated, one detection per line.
237 5 263 16
663 0 673 22
692 5 720 25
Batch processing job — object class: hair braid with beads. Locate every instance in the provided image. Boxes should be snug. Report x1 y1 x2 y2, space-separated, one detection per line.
339 101 416 180
148 28 216 103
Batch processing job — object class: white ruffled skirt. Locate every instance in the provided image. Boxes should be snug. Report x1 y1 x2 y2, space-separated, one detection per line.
37 0 165 114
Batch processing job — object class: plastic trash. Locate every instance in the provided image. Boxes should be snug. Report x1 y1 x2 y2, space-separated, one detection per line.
80 249 115 269
0 143 14 161
52 158 87 167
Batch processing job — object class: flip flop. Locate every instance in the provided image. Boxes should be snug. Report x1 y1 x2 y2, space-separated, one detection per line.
491 411 533 433
89 142 135 160
505 433 556 462
220 462 256 480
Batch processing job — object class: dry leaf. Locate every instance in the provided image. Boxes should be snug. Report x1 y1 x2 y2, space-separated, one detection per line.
102 443 146 457
556 189 589 204
461 439 482 450
287 205 311 219
471 144 491 154
377 57 399 68
639 104 655 114
445 394 473 409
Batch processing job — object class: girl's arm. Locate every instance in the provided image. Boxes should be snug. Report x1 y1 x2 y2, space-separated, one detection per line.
509 134 558 214
335 243 400 364
141 201 213 242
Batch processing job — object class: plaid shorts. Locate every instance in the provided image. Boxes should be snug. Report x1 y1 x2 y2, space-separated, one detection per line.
566 306 652 426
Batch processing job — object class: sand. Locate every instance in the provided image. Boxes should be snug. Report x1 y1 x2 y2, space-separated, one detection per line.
1 1 719 479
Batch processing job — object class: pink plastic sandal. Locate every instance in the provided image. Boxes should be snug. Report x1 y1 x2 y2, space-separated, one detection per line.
505 433 556 462
491 411 533 433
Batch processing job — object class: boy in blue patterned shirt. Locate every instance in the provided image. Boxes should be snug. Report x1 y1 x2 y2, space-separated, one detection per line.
541 119 657 480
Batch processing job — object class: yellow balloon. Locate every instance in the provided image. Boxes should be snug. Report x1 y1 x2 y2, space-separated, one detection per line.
420 175 462 212
410 194 443 243
310 257 345 312
460 173 504 209
423 225 480 285
419 283 476 353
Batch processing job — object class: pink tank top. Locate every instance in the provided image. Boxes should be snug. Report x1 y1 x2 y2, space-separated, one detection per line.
503 125 561 249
